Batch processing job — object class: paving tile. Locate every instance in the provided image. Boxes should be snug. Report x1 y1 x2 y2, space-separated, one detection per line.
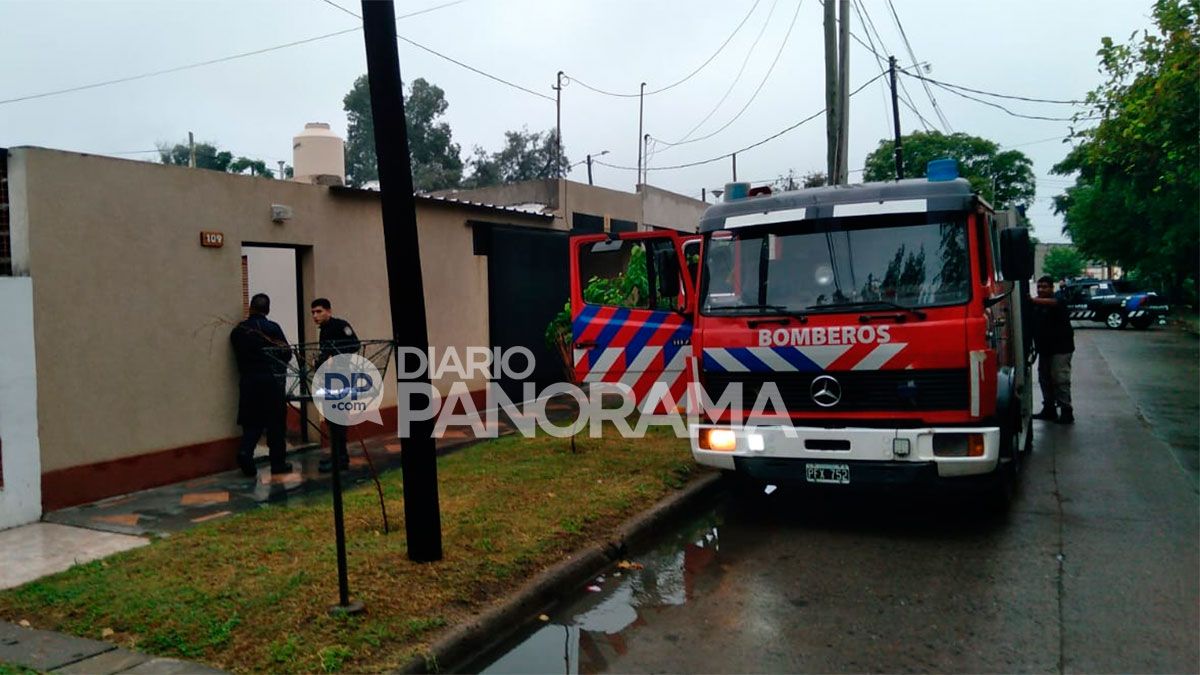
0 524 147 590
190 510 233 524
179 491 229 507
52 647 150 674
0 622 114 671
92 514 141 527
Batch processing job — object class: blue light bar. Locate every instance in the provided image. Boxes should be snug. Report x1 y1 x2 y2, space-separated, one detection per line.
927 158 958 182
724 182 750 201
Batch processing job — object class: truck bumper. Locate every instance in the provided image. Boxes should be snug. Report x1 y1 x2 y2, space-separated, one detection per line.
690 424 1001 481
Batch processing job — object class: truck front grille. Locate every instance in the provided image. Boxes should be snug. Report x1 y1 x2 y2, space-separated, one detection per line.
701 369 969 413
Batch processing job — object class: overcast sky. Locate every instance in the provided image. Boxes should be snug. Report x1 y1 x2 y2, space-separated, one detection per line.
0 0 1158 242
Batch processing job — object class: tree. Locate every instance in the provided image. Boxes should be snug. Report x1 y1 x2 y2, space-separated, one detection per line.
462 127 569 189
1043 246 1085 281
862 131 1036 210
158 141 275 178
342 75 465 191
1051 0 1198 300
772 169 826 191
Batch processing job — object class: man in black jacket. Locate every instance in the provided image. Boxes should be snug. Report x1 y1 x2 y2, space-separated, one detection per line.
1031 276 1075 424
311 297 361 472
230 293 293 476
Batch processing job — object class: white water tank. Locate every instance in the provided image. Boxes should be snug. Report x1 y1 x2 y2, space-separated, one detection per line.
292 122 345 186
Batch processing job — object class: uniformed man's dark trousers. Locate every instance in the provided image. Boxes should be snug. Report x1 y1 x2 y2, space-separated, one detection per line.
237 412 287 473
328 422 349 468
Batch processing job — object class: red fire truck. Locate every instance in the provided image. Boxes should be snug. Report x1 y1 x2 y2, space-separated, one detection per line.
569 163 1035 503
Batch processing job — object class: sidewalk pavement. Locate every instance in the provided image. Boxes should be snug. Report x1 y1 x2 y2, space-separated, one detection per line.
0 621 225 674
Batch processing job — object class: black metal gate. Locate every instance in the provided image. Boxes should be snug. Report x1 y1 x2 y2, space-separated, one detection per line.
480 224 570 400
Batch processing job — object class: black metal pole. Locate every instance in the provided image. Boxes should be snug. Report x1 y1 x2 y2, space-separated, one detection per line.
587 154 593 185
361 0 443 563
330 444 352 607
889 56 904 180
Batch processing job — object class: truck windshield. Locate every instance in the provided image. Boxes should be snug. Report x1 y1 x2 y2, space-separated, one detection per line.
702 219 970 314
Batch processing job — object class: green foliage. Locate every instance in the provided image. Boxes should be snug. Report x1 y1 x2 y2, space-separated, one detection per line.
771 169 826 191
1043 246 1086 281
158 141 274 178
319 645 352 673
463 127 570 188
862 130 1036 209
342 75 464 190
1051 0 1198 298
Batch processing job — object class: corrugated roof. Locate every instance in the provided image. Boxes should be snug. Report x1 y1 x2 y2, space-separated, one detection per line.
330 184 552 219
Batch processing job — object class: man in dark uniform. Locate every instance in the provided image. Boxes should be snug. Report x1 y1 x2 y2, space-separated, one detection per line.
230 293 293 476
1031 275 1075 424
311 297 361 472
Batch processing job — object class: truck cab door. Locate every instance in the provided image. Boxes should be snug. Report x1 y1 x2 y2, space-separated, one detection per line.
570 231 695 411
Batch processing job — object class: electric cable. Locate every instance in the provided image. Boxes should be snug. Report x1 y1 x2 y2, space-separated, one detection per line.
0 0 472 107
903 72 1098 122
851 0 932 132
898 70 1086 105
650 0 804 149
885 0 952 131
318 0 554 102
567 0 763 98
594 70 886 173
659 0 782 146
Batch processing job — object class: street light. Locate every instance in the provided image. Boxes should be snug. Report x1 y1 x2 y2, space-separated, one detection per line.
570 150 609 186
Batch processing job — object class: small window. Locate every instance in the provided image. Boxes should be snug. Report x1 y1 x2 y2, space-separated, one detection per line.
975 216 991 284
610 218 637 233
572 212 604 234
578 239 679 310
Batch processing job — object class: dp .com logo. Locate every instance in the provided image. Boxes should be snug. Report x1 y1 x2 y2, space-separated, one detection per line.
313 354 384 426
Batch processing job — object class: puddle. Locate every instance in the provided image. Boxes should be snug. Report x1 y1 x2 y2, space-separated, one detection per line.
474 513 725 674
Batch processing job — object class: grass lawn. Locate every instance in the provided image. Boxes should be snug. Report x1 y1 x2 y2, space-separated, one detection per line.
0 427 698 673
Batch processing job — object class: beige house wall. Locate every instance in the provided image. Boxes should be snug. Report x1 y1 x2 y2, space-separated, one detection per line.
10 147 550 474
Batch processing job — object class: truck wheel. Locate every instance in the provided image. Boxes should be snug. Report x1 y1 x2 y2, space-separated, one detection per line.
1131 316 1153 330
1105 311 1127 329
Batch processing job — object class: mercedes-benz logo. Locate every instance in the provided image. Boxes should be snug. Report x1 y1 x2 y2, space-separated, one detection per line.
810 375 842 407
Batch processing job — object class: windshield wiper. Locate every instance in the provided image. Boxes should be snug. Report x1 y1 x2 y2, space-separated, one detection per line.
706 304 807 319
805 300 927 320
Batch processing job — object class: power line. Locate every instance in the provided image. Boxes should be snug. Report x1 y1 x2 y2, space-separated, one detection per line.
850 0 932 132
885 0 951 132
0 0 472 107
898 70 1086 105
903 72 1097 122
567 0 764 98
0 27 359 106
595 70 886 173
650 0 804 149
659 0 783 146
318 0 554 102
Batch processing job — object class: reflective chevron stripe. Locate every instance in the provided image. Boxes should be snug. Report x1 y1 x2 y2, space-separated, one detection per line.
702 344 908 373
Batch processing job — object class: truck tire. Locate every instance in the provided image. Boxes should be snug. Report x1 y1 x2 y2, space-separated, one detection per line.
1105 310 1127 329
1131 316 1153 330
987 415 1023 512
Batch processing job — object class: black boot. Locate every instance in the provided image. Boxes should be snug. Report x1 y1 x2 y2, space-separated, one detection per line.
318 455 350 473
1057 406 1074 424
237 454 257 477
1033 407 1058 421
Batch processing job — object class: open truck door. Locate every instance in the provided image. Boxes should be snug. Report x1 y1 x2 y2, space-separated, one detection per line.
570 231 695 411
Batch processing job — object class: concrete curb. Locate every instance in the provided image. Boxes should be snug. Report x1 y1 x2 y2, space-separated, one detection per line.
397 470 724 674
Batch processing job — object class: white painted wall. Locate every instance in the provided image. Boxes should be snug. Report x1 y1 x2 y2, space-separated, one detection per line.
0 277 42 529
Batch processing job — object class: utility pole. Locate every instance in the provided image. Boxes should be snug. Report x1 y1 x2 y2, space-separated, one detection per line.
823 0 838 185
188 131 196 168
889 56 904 180
553 71 564 177
643 134 651 185
361 0 443 563
701 187 707 202
732 153 737 181
586 154 594 185
636 82 646 187
836 0 850 184
277 160 286 180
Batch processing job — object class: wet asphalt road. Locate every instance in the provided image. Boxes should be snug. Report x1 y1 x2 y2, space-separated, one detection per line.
478 326 1199 674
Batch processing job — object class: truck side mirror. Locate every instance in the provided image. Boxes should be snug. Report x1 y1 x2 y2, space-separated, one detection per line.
1000 227 1034 280
656 249 681 301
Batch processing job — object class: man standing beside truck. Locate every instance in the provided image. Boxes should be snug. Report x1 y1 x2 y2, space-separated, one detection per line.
1032 275 1075 424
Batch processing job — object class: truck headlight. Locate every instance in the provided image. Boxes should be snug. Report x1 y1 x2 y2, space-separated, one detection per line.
932 433 985 458
700 428 737 451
